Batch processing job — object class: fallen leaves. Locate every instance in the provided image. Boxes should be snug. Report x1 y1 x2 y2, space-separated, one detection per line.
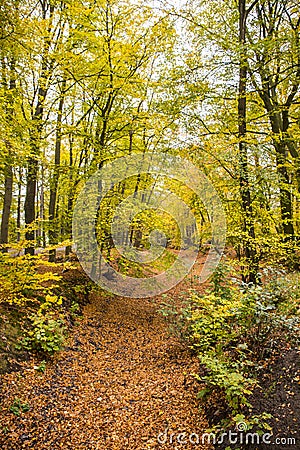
0 273 212 450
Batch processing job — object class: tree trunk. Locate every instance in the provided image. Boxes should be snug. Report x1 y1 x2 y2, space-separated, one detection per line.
65 134 75 258
16 168 22 242
238 0 258 283
49 79 66 262
24 154 38 254
0 58 16 251
264 111 295 241
0 164 13 250
24 2 55 255
250 1 299 244
274 143 294 239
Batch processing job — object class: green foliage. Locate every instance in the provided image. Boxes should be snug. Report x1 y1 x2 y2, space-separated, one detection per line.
34 360 46 373
188 292 240 352
70 301 80 316
21 311 65 355
159 295 193 341
9 398 30 416
0 251 61 307
187 288 258 421
0 251 68 355
195 354 256 411
0 249 95 356
210 262 231 298
160 261 300 432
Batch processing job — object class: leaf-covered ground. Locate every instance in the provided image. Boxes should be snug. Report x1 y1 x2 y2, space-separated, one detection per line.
1 254 299 450
0 272 212 450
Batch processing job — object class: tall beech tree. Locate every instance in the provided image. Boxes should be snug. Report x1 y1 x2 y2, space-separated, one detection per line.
238 0 260 282
0 60 15 250
48 78 67 262
24 0 66 254
0 0 24 250
246 0 300 242
178 0 300 274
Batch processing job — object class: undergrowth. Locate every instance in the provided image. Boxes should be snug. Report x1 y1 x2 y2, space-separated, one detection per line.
159 262 300 439
0 246 96 359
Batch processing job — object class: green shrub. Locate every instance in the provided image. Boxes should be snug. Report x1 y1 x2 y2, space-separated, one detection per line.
195 352 256 412
160 262 299 432
21 311 65 354
0 251 61 307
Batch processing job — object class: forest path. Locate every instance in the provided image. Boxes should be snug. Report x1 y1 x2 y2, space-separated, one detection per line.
0 261 212 450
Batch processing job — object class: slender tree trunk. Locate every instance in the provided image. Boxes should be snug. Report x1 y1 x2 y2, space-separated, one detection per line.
238 0 258 283
250 2 299 244
274 143 294 239
262 110 295 241
0 58 16 251
0 164 13 250
49 79 66 262
39 166 46 248
65 196 74 258
24 154 38 254
16 168 22 242
65 134 75 258
24 2 55 255
24 87 49 255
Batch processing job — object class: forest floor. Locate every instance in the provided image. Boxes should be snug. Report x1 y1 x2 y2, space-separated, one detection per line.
0 257 213 450
0 253 299 450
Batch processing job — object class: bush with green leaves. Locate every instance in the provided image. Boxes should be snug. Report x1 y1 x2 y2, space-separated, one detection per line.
21 310 65 354
186 289 259 427
0 249 94 356
0 251 62 306
195 353 256 411
160 262 300 432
